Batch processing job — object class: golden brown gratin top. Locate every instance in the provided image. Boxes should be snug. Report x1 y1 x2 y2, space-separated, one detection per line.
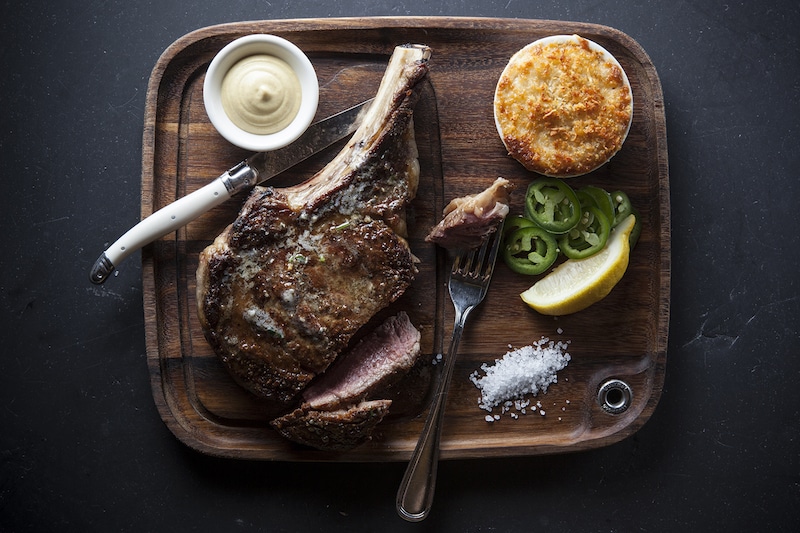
494 35 633 177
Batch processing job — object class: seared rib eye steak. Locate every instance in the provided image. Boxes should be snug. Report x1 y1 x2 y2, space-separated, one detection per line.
197 44 432 404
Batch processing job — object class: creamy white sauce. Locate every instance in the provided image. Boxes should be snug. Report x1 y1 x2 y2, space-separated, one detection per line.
220 54 302 135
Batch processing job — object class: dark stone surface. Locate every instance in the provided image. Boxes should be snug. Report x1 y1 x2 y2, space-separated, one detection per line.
2 1 798 531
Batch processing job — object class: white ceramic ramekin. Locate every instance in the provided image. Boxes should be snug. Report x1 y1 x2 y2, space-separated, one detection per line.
203 34 319 152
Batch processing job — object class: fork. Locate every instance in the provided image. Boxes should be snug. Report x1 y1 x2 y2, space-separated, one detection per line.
396 221 505 522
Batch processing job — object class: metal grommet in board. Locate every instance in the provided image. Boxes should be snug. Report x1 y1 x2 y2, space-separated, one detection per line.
597 379 633 414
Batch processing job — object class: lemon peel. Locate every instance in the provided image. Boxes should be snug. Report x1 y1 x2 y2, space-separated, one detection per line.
521 214 636 315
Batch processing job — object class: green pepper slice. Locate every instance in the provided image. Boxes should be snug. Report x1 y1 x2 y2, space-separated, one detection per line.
558 205 611 259
503 226 559 275
628 208 642 248
581 186 616 227
524 178 582 234
576 189 598 210
610 190 633 227
502 215 537 242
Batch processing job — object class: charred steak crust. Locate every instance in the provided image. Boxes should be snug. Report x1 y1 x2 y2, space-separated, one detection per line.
197 45 432 404
270 400 392 452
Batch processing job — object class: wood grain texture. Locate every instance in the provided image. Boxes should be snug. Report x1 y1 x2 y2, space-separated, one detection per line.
141 17 670 461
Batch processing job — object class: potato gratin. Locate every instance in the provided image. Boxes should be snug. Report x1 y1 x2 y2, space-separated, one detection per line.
494 35 633 177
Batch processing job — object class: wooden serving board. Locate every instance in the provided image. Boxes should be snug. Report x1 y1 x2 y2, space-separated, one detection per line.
142 17 670 461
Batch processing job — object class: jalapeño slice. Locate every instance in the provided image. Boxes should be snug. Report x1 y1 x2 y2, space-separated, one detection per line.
628 209 642 248
558 205 611 259
502 215 537 241
580 186 616 227
502 226 559 275
610 190 634 227
524 178 581 234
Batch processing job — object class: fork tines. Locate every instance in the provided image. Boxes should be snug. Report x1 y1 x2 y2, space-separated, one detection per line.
451 222 505 280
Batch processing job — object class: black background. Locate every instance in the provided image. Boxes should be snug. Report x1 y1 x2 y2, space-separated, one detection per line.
2 1 798 531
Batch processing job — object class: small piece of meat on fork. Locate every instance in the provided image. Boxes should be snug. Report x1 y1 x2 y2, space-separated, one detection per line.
425 177 513 250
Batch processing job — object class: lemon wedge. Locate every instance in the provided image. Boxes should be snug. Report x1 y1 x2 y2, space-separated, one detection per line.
521 214 636 315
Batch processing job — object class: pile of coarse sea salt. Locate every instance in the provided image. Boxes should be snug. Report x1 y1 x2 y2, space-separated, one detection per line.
469 336 571 422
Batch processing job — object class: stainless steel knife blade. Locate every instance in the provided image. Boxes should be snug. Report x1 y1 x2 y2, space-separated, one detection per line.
89 98 373 285
220 98 374 195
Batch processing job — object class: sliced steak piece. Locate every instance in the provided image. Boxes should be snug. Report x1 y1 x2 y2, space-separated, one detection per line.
425 177 513 250
270 312 421 451
271 400 392 452
196 45 432 403
302 312 421 411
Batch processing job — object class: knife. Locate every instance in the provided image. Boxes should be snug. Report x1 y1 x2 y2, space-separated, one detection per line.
89 98 373 285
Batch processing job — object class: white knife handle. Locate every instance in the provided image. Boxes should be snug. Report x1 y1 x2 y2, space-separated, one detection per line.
89 176 233 284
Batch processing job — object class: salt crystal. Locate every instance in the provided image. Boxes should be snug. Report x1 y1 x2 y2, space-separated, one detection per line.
469 336 571 414
485 415 495 423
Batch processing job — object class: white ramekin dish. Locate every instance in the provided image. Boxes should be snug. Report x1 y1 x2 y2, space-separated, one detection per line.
203 34 319 152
